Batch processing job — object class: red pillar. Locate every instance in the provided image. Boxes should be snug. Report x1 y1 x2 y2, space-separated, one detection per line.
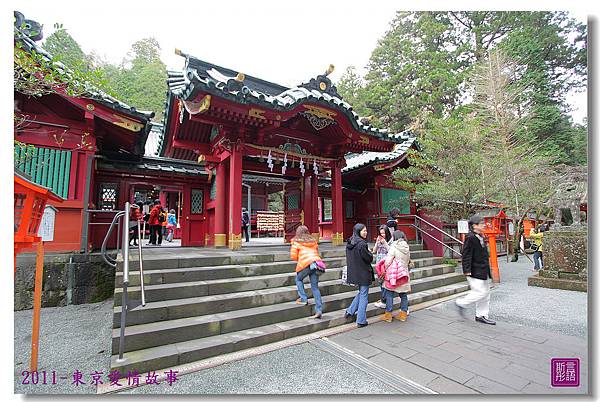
214 161 227 247
331 162 344 246
228 142 243 250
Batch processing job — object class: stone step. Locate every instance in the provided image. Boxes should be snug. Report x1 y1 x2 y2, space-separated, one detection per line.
111 271 465 353
120 249 347 271
120 247 430 272
116 253 443 287
115 257 347 287
113 264 457 326
114 268 344 306
110 282 469 374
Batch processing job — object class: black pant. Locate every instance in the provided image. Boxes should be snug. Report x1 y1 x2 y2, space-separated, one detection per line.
149 225 163 245
129 222 139 245
242 225 250 242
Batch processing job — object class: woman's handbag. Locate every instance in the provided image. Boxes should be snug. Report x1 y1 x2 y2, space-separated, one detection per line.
341 266 357 286
530 243 539 252
309 260 326 276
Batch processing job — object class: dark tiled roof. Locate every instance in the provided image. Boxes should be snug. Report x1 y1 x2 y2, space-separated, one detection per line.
161 53 409 149
15 24 155 122
97 156 208 176
343 133 417 172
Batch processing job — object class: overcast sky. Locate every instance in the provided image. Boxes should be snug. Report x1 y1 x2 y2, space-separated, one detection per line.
12 1 589 124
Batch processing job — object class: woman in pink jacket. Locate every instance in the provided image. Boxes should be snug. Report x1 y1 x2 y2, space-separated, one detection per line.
376 230 411 322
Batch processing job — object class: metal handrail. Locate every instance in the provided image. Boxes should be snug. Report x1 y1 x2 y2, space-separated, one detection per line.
100 211 125 267
396 223 462 257
368 214 463 258
99 202 146 363
413 215 463 244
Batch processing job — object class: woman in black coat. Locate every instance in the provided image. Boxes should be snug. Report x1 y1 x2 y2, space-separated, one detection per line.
344 223 374 327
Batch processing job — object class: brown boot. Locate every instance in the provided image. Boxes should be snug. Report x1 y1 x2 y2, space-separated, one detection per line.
395 310 408 322
382 312 393 323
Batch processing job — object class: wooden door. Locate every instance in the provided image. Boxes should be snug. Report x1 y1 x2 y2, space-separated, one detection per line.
284 179 303 242
181 185 207 247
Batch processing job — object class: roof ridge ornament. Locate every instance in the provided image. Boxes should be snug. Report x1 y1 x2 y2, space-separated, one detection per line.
299 64 341 98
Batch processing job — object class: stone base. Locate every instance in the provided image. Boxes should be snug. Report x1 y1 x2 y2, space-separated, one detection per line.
528 273 587 292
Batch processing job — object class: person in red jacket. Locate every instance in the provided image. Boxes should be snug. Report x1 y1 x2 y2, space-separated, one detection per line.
129 200 143 246
147 199 163 246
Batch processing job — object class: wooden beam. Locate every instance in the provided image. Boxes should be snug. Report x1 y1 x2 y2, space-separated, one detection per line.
172 139 212 154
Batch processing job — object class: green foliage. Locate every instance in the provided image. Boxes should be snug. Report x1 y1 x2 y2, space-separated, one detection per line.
17 23 167 121
394 112 488 221
99 38 168 121
337 11 587 166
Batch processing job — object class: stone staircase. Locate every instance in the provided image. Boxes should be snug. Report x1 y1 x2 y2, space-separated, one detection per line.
110 243 468 374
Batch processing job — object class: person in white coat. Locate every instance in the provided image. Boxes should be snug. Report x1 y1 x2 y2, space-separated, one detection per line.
379 230 412 322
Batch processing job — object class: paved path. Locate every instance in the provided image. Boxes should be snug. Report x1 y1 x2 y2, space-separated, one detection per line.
327 304 588 394
14 258 588 394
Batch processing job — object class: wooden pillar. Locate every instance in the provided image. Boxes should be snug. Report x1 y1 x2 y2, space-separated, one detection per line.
331 162 344 246
214 161 227 247
30 241 44 371
228 142 243 250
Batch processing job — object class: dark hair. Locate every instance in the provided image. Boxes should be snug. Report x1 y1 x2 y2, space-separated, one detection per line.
169 209 175 214
393 230 407 241
349 223 367 244
378 225 392 242
242 207 247 212
388 208 400 218
154 199 161 205
292 225 315 243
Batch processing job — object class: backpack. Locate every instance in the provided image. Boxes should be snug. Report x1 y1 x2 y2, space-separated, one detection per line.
158 211 166 223
242 212 250 225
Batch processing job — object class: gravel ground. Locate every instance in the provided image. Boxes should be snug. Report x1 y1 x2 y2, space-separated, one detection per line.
121 342 397 395
14 299 114 394
432 257 588 338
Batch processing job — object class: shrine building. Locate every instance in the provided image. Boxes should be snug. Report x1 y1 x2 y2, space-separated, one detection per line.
15 24 419 252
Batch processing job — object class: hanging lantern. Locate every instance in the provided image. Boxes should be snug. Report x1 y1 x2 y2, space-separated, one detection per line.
267 149 274 172
299 157 305 176
282 153 288 175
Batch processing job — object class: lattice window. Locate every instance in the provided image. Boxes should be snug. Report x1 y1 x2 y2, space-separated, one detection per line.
99 183 118 211
287 193 300 210
345 200 354 219
191 189 204 214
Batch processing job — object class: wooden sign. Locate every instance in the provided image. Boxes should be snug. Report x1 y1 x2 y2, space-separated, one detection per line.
37 205 58 242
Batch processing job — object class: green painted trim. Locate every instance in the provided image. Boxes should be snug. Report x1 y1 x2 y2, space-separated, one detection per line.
47 148 55 189
34 147 43 183
63 151 71 198
24 146 32 176
52 151 64 194
40 148 48 186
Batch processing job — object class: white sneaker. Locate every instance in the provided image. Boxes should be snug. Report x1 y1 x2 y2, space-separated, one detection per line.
374 301 386 309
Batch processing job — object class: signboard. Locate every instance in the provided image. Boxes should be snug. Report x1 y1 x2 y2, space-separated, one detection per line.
380 188 410 215
508 222 515 236
37 205 58 241
457 220 469 234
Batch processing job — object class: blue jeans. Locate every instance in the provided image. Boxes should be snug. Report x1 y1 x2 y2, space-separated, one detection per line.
533 251 543 270
295 266 323 314
382 289 408 312
346 285 370 325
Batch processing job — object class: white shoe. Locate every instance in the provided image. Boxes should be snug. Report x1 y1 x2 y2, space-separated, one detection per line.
374 301 386 309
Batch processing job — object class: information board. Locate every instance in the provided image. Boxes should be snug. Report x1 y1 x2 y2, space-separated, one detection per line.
380 188 410 215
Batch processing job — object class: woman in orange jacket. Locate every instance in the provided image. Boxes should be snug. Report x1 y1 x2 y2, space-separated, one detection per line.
290 225 323 319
